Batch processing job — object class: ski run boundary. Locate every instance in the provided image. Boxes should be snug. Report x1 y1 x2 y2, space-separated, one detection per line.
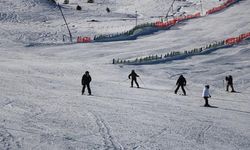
112 32 250 65
76 0 243 43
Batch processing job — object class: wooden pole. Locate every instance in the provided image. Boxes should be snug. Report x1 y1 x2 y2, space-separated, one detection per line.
165 0 176 19
200 0 203 16
58 3 73 43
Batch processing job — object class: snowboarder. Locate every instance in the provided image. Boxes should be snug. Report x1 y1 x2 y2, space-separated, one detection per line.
128 70 140 88
202 85 211 107
81 71 92 95
225 75 235 92
174 75 186 95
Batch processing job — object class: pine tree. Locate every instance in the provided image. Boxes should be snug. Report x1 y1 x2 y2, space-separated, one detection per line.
64 0 69 4
48 0 56 4
87 0 94 3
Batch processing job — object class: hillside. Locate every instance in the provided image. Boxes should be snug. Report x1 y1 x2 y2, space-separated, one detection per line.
0 0 250 149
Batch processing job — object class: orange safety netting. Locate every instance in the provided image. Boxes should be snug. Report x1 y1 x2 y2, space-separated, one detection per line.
77 36 92 43
225 32 250 45
155 12 200 28
206 0 236 15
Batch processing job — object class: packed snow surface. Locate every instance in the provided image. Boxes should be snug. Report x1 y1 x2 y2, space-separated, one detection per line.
0 0 250 149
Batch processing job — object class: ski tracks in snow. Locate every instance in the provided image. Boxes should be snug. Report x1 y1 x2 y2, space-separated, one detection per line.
0 12 20 23
132 127 170 150
131 119 214 149
89 111 124 150
196 123 213 145
0 126 22 150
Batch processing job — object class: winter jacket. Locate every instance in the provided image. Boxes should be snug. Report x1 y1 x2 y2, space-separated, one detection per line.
128 72 139 80
176 76 186 86
225 76 233 84
82 74 92 85
202 87 211 98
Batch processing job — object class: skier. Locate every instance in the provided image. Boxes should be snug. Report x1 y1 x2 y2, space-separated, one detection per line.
225 75 235 92
202 85 211 107
81 71 92 95
106 7 111 13
174 75 186 95
76 5 82 11
128 70 140 88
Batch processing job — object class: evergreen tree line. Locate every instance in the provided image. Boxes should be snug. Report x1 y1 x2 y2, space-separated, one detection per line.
58 0 94 4
48 0 56 3
94 22 160 41
112 41 225 65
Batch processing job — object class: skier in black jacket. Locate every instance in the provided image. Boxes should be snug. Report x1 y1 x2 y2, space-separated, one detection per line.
225 75 235 92
174 75 186 95
128 70 140 88
82 71 92 95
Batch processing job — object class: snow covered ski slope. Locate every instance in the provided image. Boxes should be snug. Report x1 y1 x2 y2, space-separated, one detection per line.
0 0 250 149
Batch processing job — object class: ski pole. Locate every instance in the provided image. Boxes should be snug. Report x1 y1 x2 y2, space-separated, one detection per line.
185 85 192 95
171 85 177 92
223 79 224 90
118 78 129 85
122 78 129 82
139 77 146 86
